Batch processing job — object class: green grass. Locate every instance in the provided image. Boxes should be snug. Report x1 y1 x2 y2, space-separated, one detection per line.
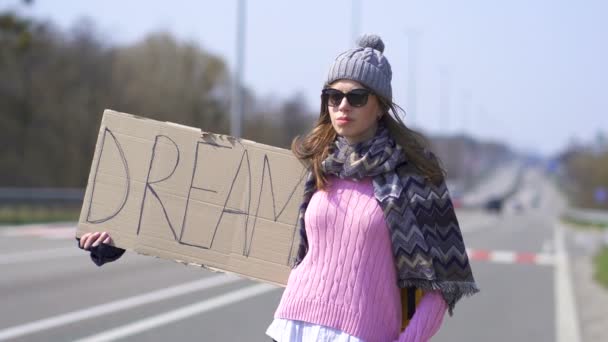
0 206 80 225
594 247 608 289
561 216 608 230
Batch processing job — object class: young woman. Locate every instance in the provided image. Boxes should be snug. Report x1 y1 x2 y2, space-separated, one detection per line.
79 34 478 342
264 34 478 342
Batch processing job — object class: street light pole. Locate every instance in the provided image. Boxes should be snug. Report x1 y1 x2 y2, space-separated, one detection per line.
439 67 451 134
461 89 471 133
405 29 420 126
351 0 361 43
231 0 246 138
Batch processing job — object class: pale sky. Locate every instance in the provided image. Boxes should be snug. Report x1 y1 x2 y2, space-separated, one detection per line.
6 0 608 156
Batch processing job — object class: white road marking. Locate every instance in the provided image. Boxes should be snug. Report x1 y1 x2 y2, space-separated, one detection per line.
489 250 517 264
0 247 80 265
554 224 582 342
0 275 240 341
535 253 556 266
466 248 555 266
1 226 75 239
73 283 277 342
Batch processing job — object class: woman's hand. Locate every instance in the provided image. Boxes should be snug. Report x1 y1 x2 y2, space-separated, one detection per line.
79 231 113 250
78 231 125 266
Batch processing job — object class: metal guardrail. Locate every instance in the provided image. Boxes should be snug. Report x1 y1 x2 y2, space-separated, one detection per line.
563 207 608 226
0 188 84 206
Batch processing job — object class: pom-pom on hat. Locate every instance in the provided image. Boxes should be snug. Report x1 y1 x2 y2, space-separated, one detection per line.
326 34 393 101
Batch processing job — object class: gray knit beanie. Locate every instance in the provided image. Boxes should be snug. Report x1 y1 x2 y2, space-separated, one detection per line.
326 34 393 101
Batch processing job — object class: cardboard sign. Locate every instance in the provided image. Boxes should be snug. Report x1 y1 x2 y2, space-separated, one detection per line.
77 110 307 286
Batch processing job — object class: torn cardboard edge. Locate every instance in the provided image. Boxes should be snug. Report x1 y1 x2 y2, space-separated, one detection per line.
77 109 307 286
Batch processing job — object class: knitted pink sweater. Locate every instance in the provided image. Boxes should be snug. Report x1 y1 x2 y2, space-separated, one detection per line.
275 177 446 342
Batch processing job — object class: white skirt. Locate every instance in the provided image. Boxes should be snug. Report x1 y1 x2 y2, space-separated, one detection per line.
266 318 365 342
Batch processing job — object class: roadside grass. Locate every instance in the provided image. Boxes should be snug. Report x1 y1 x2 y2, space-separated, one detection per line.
594 246 608 289
0 206 80 225
561 216 608 231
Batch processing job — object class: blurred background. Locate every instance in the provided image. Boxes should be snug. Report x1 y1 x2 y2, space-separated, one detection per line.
0 1 607 341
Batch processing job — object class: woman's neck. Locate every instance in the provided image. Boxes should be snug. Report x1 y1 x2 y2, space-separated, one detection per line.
343 124 378 145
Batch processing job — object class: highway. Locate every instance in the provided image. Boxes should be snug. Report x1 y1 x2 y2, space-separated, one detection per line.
0 167 577 342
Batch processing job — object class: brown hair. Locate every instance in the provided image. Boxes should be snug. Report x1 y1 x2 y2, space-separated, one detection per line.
291 92 445 190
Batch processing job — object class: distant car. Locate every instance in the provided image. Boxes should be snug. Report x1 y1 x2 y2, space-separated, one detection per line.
512 200 524 214
484 197 503 213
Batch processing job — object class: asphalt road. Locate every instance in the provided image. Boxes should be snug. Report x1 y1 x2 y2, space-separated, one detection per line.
461 161 522 207
0 167 574 342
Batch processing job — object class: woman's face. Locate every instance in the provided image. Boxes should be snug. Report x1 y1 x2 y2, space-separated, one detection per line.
325 80 381 144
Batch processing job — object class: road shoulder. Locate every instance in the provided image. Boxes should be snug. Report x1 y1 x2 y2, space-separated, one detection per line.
566 225 608 342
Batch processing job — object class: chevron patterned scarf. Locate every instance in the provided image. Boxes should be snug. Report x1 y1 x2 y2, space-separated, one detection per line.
293 123 479 314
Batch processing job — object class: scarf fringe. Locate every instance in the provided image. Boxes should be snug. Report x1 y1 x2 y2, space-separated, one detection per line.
397 279 480 315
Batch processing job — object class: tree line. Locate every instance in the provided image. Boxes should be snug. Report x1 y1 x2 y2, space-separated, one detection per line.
1 4 514 190
559 146 608 210
0 9 311 188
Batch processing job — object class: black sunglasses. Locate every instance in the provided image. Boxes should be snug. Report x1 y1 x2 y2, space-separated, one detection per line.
321 88 372 108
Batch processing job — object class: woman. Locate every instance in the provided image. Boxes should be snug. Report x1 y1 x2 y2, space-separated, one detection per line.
79 34 478 342
265 34 478 342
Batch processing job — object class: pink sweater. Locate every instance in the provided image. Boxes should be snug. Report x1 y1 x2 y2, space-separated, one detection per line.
275 177 447 342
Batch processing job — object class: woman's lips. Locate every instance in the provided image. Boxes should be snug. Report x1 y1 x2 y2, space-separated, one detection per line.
335 117 351 125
